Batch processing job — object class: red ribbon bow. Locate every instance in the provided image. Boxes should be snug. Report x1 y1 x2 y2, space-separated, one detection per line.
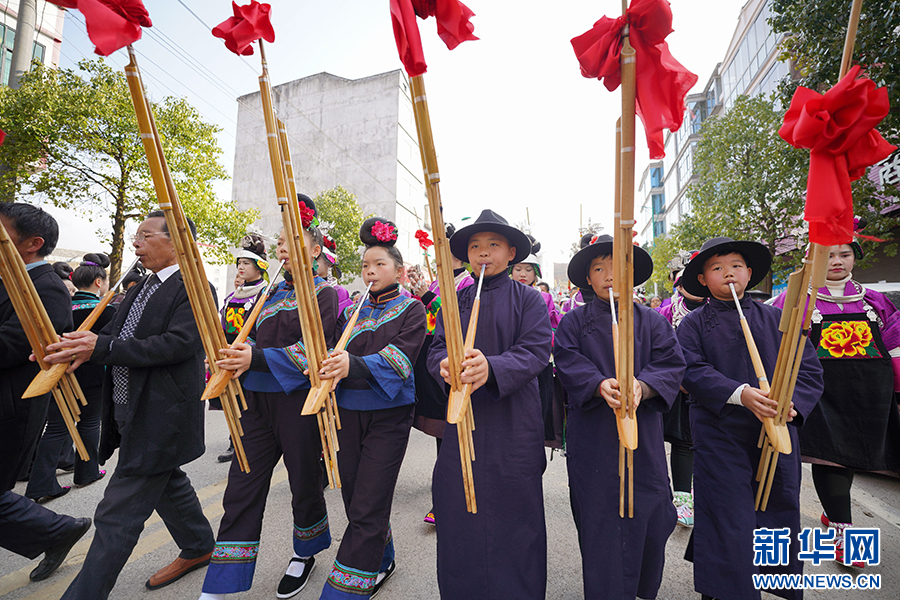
779 66 896 246
390 0 477 77
212 1 275 56
51 0 151 56
415 229 434 249
571 0 697 159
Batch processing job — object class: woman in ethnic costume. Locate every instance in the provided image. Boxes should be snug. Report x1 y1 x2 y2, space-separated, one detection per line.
773 225 900 566
26 253 114 501
408 223 473 525
317 217 426 599
214 233 269 464
199 194 337 600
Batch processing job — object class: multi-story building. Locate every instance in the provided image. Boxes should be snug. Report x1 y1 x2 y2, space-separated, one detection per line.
638 0 790 243
232 70 425 269
0 1 66 85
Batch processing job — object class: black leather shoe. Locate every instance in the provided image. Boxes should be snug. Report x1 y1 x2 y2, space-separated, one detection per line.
30 518 92 581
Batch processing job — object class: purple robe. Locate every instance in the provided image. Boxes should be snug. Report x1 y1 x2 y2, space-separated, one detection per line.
555 299 685 600
678 296 823 600
427 273 551 600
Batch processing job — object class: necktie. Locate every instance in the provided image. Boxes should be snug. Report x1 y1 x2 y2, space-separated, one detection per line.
112 274 161 405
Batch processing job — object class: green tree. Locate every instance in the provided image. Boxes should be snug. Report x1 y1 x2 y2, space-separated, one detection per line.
313 185 368 284
677 94 809 293
770 0 900 142
0 59 257 281
769 0 900 262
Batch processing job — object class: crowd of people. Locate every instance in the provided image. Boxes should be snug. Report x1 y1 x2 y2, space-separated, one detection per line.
1 198 898 600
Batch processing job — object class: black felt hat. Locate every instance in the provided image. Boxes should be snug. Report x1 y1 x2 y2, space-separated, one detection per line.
566 234 653 289
449 210 531 265
680 237 771 298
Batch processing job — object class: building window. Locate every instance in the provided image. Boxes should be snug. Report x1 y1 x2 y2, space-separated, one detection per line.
650 166 663 188
721 0 779 109
653 218 666 238
677 146 694 189
1 25 49 86
651 193 665 215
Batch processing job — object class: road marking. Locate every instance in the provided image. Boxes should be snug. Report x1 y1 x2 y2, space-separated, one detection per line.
1 465 287 598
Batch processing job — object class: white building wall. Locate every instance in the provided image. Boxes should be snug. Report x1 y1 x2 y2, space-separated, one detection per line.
232 70 425 270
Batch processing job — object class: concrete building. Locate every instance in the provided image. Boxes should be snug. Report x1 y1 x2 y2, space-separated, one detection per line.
232 70 426 271
0 0 65 84
638 0 790 243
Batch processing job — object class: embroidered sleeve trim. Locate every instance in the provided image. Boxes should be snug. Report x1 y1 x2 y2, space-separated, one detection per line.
378 343 412 380
282 340 309 372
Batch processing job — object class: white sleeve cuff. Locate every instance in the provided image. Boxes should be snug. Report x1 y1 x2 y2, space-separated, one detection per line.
889 347 900 358
727 383 748 406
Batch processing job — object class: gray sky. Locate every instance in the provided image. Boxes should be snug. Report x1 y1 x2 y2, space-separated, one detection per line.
50 0 750 273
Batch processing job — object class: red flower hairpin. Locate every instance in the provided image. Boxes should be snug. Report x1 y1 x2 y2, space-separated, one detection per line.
372 221 398 243
298 201 316 229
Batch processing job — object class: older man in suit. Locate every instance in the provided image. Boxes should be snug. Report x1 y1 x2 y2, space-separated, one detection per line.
46 211 215 600
0 203 92 582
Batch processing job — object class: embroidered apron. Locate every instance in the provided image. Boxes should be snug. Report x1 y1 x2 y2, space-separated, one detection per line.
801 304 900 471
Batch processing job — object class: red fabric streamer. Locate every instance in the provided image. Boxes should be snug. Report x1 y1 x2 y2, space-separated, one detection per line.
390 0 477 77
779 66 896 246
415 229 434 249
212 1 275 56
571 0 697 159
0 130 5 146
49 0 151 56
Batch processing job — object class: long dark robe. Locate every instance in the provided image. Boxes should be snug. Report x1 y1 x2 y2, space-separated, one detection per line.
427 273 551 600
555 298 685 600
677 296 823 600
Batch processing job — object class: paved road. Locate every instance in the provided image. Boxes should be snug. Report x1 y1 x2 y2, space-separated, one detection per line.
2 411 898 599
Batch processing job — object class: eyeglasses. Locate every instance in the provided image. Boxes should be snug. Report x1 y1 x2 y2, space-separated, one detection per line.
131 231 169 243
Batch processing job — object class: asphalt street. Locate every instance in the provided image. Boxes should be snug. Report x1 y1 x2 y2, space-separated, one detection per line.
2 410 898 600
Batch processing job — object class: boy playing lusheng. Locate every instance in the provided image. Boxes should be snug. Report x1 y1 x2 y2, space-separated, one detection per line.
677 237 823 600
427 209 551 600
554 234 685 600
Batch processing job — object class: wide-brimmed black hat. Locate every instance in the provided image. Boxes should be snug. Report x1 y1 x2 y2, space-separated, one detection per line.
681 237 771 298
566 234 653 289
449 210 531 265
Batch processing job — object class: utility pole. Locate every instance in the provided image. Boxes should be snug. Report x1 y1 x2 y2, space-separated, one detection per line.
2 0 38 200
8 0 38 90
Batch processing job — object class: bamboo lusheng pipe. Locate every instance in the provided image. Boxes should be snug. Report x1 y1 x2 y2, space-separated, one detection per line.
453 263 485 514
0 220 90 460
25 257 140 398
202 260 285 401
409 73 475 512
756 0 864 510
609 288 634 519
255 41 339 487
124 47 249 473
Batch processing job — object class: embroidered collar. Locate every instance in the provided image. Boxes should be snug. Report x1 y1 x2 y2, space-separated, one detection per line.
819 278 866 304
231 278 266 300
370 283 401 306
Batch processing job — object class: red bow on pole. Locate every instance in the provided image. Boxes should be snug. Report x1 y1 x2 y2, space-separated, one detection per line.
390 0 477 77
415 229 434 249
212 1 275 56
571 0 697 159
779 65 896 246
50 0 151 56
